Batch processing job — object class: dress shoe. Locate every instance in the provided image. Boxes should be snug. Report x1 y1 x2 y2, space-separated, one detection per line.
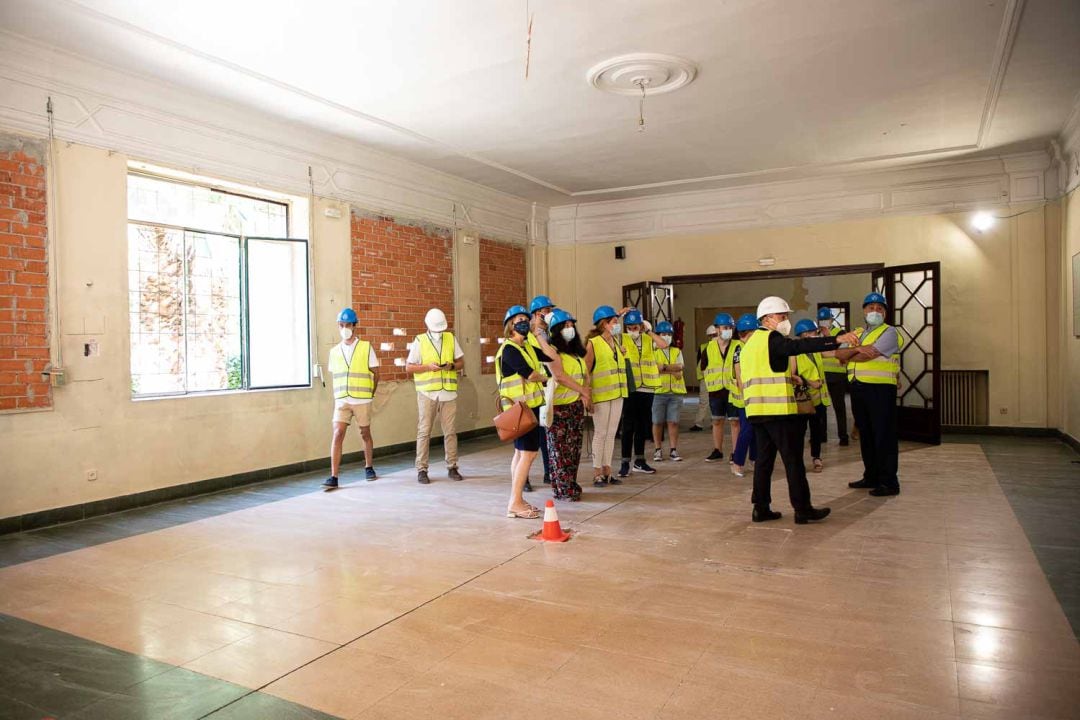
752 506 782 523
869 486 900 497
794 506 831 524
839 438 849 446
848 479 874 489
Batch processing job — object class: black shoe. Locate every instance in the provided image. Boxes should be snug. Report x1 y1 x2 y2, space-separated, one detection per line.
839 438 850 447
524 479 533 492
593 476 608 487
794 507 831 524
417 470 430 484
632 460 656 474
543 474 552 485
705 449 724 462
608 474 623 485
848 479 874 489
752 506 782 523
448 467 463 481
569 482 583 501
617 461 631 478
869 486 900 497
322 476 339 489
365 467 377 481
689 425 704 432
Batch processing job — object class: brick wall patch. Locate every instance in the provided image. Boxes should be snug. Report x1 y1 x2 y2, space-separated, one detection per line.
478 237 526 375
0 135 50 411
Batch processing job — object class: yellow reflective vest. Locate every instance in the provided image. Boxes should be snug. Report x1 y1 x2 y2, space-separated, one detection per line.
329 340 375 400
655 347 687 395
553 353 587 406
695 342 707 381
703 339 738 393
796 353 832 407
822 326 846 375
495 339 545 410
847 324 905 385
412 332 458 393
621 333 661 392
741 330 797 417
589 335 629 403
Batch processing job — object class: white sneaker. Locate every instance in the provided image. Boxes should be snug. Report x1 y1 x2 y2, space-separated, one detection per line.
669 449 682 462
731 464 745 478
652 448 663 462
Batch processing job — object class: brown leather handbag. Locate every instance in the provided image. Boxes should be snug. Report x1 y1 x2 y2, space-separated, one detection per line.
493 400 538 442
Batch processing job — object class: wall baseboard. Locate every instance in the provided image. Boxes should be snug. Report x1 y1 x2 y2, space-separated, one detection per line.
942 425 1057 437
1055 429 1080 455
0 428 497 536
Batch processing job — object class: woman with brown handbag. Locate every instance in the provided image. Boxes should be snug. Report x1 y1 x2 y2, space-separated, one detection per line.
495 305 550 519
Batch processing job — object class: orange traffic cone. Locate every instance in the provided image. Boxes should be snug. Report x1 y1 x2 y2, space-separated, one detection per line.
534 499 571 542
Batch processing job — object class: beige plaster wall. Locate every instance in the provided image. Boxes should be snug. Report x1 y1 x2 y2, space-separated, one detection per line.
1061 190 1080 441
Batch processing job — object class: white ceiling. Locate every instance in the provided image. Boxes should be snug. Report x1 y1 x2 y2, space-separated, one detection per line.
1 0 1078 203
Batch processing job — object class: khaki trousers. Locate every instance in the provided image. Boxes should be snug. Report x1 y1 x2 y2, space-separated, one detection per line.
416 394 458 470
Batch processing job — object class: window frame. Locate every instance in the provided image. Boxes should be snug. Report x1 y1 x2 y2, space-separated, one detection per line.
816 301 850 332
126 172 311 399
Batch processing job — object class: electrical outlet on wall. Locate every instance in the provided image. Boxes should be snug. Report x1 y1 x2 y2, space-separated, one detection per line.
85 470 98 481
999 408 1009 415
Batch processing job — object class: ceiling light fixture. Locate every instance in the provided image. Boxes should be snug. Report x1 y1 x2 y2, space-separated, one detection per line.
587 54 698 131
971 212 995 232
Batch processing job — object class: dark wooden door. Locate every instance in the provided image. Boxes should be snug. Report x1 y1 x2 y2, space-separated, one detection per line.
621 281 674 326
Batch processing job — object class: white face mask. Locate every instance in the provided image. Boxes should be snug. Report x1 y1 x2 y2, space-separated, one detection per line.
339 327 354 340
775 319 792 336
628 330 641 340
818 321 832 330
610 323 622 335
720 329 733 340
560 327 576 342
659 334 673 344
865 312 884 327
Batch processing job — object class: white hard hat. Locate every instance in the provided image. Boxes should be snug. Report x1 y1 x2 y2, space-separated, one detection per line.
756 296 791 319
424 308 448 332
705 325 718 336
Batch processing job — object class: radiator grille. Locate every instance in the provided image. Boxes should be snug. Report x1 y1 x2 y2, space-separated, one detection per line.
941 370 989 426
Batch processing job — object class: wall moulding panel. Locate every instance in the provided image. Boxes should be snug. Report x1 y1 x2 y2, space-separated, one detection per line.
550 151 1053 245
0 30 533 244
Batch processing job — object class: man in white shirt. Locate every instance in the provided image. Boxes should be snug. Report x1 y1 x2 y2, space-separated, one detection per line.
323 308 379 489
406 308 466 484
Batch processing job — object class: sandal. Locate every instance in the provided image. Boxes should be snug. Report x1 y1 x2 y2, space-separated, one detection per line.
812 458 823 473
506 507 541 519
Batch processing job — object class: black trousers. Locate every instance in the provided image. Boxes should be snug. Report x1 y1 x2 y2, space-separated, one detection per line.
538 422 551 480
620 391 654 461
850 381 899 490
824 373 849 441
807 404 828 459
751 416 813 512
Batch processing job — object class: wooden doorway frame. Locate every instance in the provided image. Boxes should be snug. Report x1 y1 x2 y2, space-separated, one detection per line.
662 262 885 285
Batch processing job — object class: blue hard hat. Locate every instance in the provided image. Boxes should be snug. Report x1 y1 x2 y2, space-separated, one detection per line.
714 312 735 327
863 292 887 308
592 305 618 324
623 309 644 326
655 321 674 334
736 313 758 332
529 295 555 314
337 308 358 324
504 304 529 325
794 319 817 336
548 308 574 329
816 307 833 321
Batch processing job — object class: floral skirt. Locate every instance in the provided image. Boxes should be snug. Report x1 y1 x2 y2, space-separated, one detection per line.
546 401 585 500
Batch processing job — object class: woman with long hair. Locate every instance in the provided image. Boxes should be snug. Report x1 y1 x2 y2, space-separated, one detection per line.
495 305 548 519
583 305 629 487
537 309 591 501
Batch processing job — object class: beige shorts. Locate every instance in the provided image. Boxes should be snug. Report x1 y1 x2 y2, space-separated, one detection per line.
333 402 372 427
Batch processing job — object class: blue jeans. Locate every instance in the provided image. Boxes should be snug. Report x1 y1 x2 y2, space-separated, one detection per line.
732 406 757 466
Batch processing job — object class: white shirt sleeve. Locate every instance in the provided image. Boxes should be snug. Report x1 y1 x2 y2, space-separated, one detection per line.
453 338 465 359
368 347 379 367
406 340 421 365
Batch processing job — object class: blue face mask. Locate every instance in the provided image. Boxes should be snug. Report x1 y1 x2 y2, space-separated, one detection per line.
513 320 531 336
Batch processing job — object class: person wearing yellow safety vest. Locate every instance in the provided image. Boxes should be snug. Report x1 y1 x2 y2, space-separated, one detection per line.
743 296 859 524
527 295 557 490
730 313 759 477
816 307 851 446
323 308 379 490
699 312 740 463
843 292 905 497
795 319 832 473
689 325 718 432
584 305 629 487
535 309 591 501
405 308 465 485
651 321 686 463
617 308 669 478
497 305 550 519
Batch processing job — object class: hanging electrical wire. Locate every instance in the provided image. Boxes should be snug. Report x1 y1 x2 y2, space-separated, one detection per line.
636 78 647 132
524 0 534 79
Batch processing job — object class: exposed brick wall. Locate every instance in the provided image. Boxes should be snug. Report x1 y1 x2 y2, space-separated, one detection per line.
0 139 50 411
351 211 455 382
479 237 526 375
